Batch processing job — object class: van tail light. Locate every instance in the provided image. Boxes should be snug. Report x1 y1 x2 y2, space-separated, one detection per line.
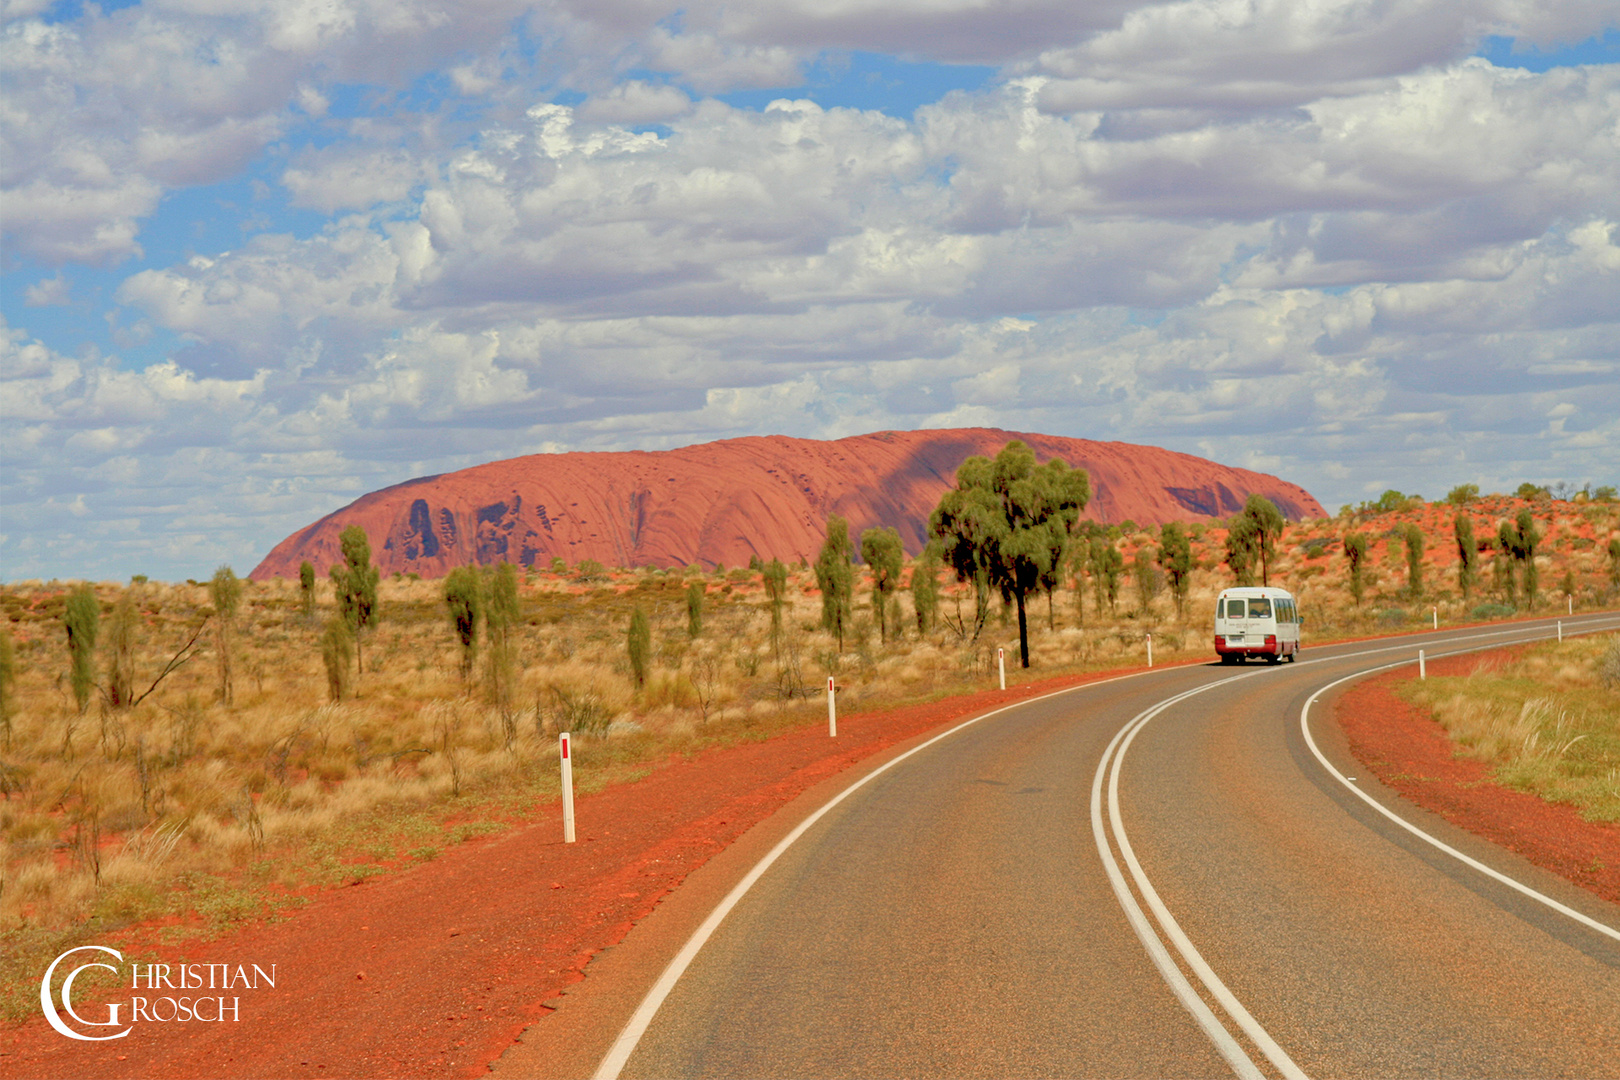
1265 634 1276 647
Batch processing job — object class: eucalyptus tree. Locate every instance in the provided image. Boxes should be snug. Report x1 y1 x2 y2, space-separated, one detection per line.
859 527 905 643
814 515 855 651
928 440 1090 669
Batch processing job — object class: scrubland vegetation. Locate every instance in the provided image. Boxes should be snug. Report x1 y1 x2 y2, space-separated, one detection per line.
1397 633 1620 824
1 479 1617 1019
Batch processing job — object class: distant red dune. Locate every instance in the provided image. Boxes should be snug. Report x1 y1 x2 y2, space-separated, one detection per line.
248 428 1324 579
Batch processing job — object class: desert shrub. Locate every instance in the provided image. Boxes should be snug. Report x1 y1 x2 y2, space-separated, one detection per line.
1598 638 1620 691
1470 602 1516 621
1376 608 1409 628
64 584 100 713
626 606 650 689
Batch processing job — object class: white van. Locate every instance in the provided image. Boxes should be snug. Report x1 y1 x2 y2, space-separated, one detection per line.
1214 587 1301 664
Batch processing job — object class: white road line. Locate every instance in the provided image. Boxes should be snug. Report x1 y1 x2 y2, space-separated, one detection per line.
596 614 1620 1078
593 664 1191 1080
1299 624 1620 946
1092 678 1311 1080
1087 613 1620 1080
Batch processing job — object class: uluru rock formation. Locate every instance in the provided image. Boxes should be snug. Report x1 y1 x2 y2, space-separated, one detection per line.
249 428 1324 580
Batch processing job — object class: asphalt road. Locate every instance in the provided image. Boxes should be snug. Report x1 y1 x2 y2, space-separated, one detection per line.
590 614 1620 1079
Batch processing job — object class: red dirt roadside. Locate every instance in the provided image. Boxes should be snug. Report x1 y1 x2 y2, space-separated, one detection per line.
2 665 1162 1080
9 647 1614 1080
1335 649 1620 905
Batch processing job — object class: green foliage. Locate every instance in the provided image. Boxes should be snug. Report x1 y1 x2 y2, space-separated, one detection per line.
209 565 243 622
1236 495 1285 586
330 526 380 678
1090 538 1124 617
319 617 352 702
442 566 482 681
576 559 606 581
1610 538 1620 589
1225 518 1257 586
1402 523 1425 598
298 561 316 618
814 515 855 651
1499 510 1542 608
209 565 243 705
859 526 905 643
1516 481 1550 501
1375 489 1408 513
1593 485 1618 503
1132 547 1162 615
927 441 1090 667
64 584 99 713
0 626 15 749
909 549 940 634
627 606 651 689
1343 532 1368 607
1470 602 1516 621
1158 523 1193 620
761 560 787 655
1454 514 1478 600
484 563 520 714
685 581 705 638
105 589 138 710
1446 483 1480 506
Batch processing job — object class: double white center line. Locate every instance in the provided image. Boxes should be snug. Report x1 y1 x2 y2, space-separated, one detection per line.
1091 673 1309 1080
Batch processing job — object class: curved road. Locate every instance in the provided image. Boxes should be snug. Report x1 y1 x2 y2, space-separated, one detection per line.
509 615 1620 1079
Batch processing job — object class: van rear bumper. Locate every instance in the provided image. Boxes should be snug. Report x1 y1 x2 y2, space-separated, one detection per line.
1213 635 1280 658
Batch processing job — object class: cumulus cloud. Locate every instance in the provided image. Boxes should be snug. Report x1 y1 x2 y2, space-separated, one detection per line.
3 0 1618 579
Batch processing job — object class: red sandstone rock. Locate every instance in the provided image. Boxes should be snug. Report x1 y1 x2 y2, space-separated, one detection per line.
248 428 1325 579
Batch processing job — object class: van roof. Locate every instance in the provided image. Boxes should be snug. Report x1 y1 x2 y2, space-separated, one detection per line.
1216 587 1295 598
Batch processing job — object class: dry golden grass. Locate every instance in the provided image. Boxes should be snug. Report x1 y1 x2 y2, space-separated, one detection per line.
1 496 1616 1018
1396 633 1620 823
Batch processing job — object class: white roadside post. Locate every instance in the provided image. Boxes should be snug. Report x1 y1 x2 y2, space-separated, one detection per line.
1146 632 1154 668
1558 620 1563 642
1568 596 1574 615
997 647 1006 690
1419 649 1427 680
827 676 837 737
1432 607 1438 630
559 732 576 844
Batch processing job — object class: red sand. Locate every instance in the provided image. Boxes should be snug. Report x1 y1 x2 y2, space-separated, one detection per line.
10 649 1612 1079
1336 650 1620 905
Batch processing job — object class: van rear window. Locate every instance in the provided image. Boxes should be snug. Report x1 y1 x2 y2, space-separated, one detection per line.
1247 599 1272 618
1225 599 1245 619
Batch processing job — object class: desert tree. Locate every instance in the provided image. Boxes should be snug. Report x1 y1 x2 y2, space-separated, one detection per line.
1090 537 1124 616
1224 517 1258 586
1609 538 1620 593
1491 531 1517 605
909 548 940 635
485 562 520 722
686 580 705 638
814 515 855 651
627 606 651 689
443 566 482 682
1500 510 1542 608
1132 546 1162 615
1402 524 1425 599
320 617 353 702
1560 570 1578 610
298 560 316 619
1158 522 1193 621
209 565 244 705
64 584 100 714
761 559 788 658
929 441 1090 668
1231 495 1285 586
1454 514 1478 601
1446 483 1480 506
1343 532 1368 607
859 526 904 643
329 525 379 679
0 625 15 749
105 587 139 709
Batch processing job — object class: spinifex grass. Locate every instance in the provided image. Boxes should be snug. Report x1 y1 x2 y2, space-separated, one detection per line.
1396 634 1620 824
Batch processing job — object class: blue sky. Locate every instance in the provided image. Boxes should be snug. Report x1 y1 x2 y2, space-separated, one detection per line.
3 1 1617 581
